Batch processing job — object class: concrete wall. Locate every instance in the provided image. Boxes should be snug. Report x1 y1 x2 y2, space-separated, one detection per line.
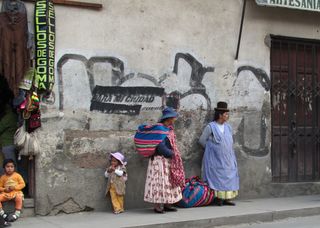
2 0 320 215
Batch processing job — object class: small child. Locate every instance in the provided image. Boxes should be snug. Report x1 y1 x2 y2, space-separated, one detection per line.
104 152 127 214
0 159 25 223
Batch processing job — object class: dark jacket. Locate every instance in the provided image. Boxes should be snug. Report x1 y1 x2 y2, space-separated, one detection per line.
154 137 173 158
0 105 17 147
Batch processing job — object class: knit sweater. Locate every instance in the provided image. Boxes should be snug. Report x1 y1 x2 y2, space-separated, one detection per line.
0 172 25 200
105 166 127 196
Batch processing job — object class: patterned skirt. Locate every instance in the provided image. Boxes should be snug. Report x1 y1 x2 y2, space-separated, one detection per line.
216 190 238 200
144 156 182 204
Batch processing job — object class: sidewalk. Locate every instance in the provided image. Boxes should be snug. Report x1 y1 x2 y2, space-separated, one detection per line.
13 195 320 228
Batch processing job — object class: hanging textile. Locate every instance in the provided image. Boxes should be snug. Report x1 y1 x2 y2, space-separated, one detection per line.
1 0 27 14
0 7 30 96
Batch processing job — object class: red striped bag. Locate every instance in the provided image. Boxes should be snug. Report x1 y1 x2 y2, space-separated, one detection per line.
177 176 215 208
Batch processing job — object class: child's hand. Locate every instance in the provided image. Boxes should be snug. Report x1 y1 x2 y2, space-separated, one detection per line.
107 166 115 173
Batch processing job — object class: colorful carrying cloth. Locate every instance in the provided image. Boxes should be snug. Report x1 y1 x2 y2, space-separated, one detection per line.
177 176 215 208
167 126 185 188
134 124 170 157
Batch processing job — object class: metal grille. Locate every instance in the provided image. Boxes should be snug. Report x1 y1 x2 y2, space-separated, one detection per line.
271 36 320 182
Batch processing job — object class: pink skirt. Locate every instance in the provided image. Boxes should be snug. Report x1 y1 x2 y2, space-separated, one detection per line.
144 156 182 204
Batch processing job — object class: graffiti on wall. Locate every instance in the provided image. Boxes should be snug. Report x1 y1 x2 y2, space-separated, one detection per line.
57 53 214 116
233 65 271 157
236 66 270 91
90 86 164 115
56 52 271 157
173 53 214 90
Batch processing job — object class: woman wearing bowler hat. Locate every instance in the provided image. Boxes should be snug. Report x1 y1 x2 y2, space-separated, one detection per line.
199 102 239 206
144 107 185 213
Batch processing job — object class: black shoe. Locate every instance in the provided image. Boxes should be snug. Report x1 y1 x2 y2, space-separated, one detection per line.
223 200 236 206
6 214 18 223
4 221 11 227
214 198 223 206
1 213 8 222
163 206 177 212
153 208 164 214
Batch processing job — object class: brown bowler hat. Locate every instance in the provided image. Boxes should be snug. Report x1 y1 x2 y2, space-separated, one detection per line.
214 101 229 112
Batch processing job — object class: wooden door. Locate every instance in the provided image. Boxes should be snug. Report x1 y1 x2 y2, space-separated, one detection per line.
271 36 320 182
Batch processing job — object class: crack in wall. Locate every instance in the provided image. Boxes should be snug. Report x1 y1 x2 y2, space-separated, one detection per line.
50 197 93 215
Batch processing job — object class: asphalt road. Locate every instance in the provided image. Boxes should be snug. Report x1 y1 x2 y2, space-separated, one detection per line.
218 215 320 228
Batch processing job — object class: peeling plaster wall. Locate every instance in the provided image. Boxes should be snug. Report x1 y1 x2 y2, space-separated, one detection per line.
4 0 320 215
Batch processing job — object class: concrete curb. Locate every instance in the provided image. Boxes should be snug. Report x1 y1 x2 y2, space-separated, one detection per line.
130 206 320 228
12 195 320 228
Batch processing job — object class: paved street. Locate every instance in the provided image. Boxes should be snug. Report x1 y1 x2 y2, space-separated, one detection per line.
219 215 320 228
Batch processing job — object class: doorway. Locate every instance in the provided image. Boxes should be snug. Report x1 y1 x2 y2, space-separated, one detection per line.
271 35 320 182
0 77 35 197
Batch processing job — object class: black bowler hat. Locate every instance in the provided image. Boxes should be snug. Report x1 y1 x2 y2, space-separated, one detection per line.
214 101 229 112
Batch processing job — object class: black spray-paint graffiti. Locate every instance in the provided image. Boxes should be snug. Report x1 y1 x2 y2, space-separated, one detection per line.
159 53 214 113
173 53 214 89
90 86 164 115
57 53 214 116
236 66 270 91
57 54 271 157
234 65 271 157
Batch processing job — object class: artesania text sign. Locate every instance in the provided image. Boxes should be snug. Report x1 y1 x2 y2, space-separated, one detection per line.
256 0 320 12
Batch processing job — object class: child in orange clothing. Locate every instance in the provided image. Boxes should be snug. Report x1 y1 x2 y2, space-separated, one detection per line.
0 159 25 223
